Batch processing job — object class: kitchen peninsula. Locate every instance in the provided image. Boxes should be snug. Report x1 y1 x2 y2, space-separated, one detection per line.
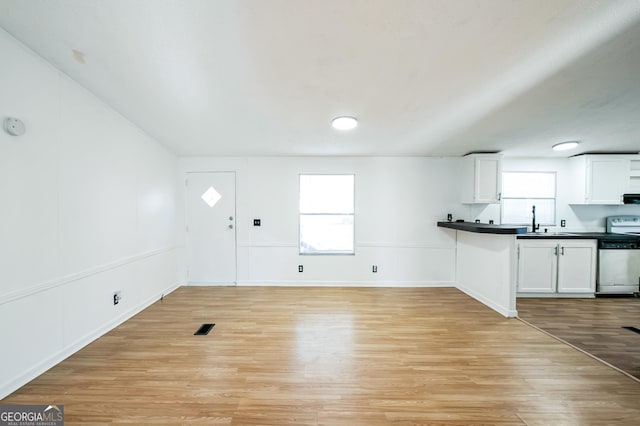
438 221 527 318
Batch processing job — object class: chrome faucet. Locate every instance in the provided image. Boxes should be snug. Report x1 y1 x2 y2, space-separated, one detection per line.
532 205 539 232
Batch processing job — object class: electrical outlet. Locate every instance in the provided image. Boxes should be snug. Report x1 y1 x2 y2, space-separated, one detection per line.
113 291 122 305
560 219 566 227
298 265 303 273
253 219 261 226
372 265 378 273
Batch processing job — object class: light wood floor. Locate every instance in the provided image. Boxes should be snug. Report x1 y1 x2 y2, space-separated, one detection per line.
3 287 640 425
517 297 640 380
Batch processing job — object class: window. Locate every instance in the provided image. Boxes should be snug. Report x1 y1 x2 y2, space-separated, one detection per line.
501 172 556 226
299 174 354 254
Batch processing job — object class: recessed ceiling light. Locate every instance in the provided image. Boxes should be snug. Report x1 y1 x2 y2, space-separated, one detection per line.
331 116 358 130
552 141 580 151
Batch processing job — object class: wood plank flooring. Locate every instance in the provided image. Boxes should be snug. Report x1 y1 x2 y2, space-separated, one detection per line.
3 287 640 425
517 296 640 380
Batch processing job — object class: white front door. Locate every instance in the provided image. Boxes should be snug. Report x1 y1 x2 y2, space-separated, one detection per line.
186 172 236 285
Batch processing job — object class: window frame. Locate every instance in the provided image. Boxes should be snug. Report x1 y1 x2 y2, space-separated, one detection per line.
298 173 355 256
500 171 557 226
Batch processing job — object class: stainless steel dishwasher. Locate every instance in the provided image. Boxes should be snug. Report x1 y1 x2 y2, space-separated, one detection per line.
597 216 640 295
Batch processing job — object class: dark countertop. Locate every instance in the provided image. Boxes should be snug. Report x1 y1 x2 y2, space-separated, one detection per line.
518 232 640 241
437 221 527 235
438 222 640 241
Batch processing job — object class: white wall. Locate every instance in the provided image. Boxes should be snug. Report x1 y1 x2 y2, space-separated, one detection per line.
503 157 638 231
0 29 181 398
177 155 634 317
180 156 465 286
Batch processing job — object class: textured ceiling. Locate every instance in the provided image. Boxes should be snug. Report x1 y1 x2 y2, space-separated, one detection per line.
1 0 639 157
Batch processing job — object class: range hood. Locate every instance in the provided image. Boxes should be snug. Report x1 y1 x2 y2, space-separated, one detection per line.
623 194 640 204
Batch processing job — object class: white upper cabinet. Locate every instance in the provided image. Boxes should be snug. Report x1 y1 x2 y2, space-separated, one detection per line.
628 158 640 193
568 155 639 204
461 154 502 204
587 157 627 204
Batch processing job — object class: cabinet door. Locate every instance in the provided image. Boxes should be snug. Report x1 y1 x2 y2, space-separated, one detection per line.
628 158 640 193
557 240 597 293
587 158 626 204
517 241 557 293
475 156 501 203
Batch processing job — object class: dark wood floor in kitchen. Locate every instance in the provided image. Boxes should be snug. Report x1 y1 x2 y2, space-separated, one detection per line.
517 296 640 380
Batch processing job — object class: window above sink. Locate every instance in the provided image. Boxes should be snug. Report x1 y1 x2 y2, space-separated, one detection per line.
502 171 556 226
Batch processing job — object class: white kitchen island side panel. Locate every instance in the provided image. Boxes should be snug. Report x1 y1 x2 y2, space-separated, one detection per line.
455 232 517 317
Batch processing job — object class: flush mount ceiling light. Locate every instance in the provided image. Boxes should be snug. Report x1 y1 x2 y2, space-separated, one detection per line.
552 141 580 151
331 116 358 130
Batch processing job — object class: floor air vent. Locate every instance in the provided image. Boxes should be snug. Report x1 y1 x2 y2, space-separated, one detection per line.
194 323 215 335
622 326 640 335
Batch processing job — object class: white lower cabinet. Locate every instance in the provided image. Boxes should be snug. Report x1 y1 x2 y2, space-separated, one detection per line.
517 240 557 293
517 239 597 296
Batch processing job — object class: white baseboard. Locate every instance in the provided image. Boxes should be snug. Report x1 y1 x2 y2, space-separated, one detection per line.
457 285 518 318
0 283 180 400
517 292 595 298
187 281 236 286
235 280 455 287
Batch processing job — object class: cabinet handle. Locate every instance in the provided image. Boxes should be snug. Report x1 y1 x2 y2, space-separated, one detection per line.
554 246 558 256
560 246 565 256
